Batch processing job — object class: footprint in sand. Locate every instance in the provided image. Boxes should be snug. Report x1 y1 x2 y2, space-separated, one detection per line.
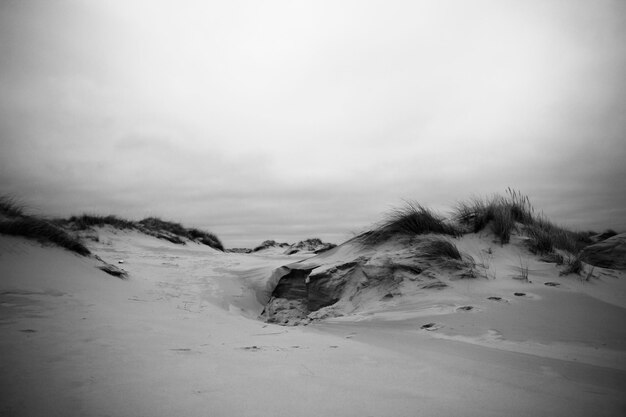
421 323 442 331
514 292 526 297
241 346 262 351
456 306 474 312
487 296 505 302
544 282 560 287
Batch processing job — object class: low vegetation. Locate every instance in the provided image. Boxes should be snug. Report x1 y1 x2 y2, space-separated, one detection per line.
0 195 25 218
253 240 290 252
455 188 534 244
413 236 462 261
524 216 592 255
66 214 224 251
0 195 224 253
455 188 594 255
560 255 584 276
0 196 91 256
359 202 460 245
67 214 135 230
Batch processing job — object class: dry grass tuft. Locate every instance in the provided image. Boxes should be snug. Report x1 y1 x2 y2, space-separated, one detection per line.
0 195 25 218
455 188 533 244
68 214 135 230
560 255 584 276
455 189 595 255
360 202 460 245
65 213 224 251
0 217 90 256
413 236 463 261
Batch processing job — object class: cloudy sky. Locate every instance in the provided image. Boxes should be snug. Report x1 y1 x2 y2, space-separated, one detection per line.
1 0 625 247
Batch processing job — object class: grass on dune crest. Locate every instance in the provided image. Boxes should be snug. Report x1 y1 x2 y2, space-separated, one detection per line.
67 214 136 230
0 196 224 252
524 215 593 255
67 214 224 251
184 227 224 251
138 217 224 251
0 196 91 256
0 218 91 256
361 190 600 274
0 195 25 218
454 188 594 255
359 202 461 245
455 188 533 244
413 236 463 261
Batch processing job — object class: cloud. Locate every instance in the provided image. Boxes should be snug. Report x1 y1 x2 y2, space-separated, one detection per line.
1 0 625 246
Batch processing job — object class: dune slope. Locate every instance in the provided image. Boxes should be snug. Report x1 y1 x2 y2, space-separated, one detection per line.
1 227 626 417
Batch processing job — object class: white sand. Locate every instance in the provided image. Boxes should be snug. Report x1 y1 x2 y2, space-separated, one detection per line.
1 228 625 416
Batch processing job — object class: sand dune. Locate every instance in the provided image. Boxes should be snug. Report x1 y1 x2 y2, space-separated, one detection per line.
1 220 625 416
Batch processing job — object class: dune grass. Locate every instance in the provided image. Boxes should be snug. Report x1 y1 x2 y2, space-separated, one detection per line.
185 227 224 251
0 196 25 218
455 188 533 244
68 214 136 230
66 213 224 251
413 236 462 261
1 196 224 252
0 195 91 255
138 217 224 251
253 240 290 252
523 215 593 255
560 255 584 276
360 202 460 245
0 217 91 256
455 189 593 255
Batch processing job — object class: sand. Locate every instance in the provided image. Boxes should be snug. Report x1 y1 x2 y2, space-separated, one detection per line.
1 227 625 416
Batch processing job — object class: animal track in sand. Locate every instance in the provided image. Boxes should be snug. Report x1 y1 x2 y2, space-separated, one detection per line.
421 323 442 331
241 345 261 351
238 345 306 352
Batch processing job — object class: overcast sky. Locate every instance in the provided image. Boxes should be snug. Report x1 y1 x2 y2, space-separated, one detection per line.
1 0 625 247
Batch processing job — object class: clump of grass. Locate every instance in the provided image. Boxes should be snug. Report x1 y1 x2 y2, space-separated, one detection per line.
525 223 554 254
515 256 529 282
68 214 136 230
540 252 564 265
0 196 224 252
66 214 224 251
560 255 584 276
455 189 595 255
139 217 188 236
253 240 290 252
455 188 533 245
360 202 460 245
0 217 90 256
186 228 224 251
414 237 463 261
491 205 514 244
596 229 618 241
506 188 535 224
139 217 224 251
0 195 25 218
525 215 590 255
